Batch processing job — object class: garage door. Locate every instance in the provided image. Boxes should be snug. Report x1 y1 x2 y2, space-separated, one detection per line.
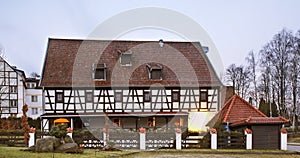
252 125 280 149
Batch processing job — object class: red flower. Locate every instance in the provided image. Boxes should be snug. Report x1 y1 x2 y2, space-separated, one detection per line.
280 128 287 134
245 128 252 134
210 128 217 134
29 127 36 133
103 128 108 133
175 128 181 134
66 127 73 133
139 127 146 133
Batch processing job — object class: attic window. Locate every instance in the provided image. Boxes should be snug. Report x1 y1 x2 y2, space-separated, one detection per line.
119 51 132 66
200 91 208 102
146 64 162 80
94 63 106 80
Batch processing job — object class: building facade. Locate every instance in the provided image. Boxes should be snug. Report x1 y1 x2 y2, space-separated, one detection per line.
40 39 223 132
0 57 25 118
25 78 43 119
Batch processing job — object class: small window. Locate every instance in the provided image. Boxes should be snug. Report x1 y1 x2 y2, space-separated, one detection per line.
56 92 64 103
94 64 106 80
146 64 162 80
115 92 122 102
172 91 180 102
200 91 208 102
32 108 38 115
119 51 132 66
10 86 17 93
144 91 151 102
147 117 155 127
86 92 93 103
113 118 120 127
10 100 17 107
31 83 36 88
31 96 38 102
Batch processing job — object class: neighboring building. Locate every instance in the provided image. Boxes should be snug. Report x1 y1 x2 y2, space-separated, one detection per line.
207 94 289 149
0 57 26 118
40 38 224 132
0 57 43 119
25 77 43 119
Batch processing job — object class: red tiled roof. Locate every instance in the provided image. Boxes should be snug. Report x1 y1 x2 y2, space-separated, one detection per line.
206 94 289 127
230 116 289 127
40 38 222 87
222 94 266 123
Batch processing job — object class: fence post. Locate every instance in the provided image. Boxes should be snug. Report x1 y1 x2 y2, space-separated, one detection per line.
28 127 35 147
210 128 217 149
103 128 108 147
139 127 146 150
66 127 73 138
280 128 287 150
245 128 252 150
175 128 182 150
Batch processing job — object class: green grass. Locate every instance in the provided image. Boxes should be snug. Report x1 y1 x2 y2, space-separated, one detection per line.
0 146 137 158
0 147 299 158
289 137 300 143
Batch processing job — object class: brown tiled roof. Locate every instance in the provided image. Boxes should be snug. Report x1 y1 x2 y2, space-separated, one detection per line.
40 38 222 87
206 94 289 127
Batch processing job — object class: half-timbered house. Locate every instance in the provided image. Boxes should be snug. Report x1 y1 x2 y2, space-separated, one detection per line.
40 38 223 132
0 57 26 118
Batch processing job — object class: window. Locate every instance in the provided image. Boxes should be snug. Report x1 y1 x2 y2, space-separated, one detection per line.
172 91 180 102
200 91 208 102
115 92 122 102
86 92 93 103
112 118 120 127
10 86 17 93
94 64 106 80
31 96 38 102
10 100 17 107
26 83 36 88
55 92 64 103
119 51 132 66
144 91 151 102
31 83 36 88
146 64 162 80
174 117 184 127
32 108 38 115
147 117 155 127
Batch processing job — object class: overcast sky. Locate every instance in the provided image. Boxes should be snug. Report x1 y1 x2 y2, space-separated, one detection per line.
1 0 300 77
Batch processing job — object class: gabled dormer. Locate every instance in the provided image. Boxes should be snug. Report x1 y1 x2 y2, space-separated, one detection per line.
146 64 162 80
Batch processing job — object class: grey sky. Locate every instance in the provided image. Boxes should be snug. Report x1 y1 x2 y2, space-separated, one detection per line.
1 0 299 77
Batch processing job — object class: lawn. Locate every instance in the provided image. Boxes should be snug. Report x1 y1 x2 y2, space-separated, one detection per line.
0 147 299 158
0 146 137 158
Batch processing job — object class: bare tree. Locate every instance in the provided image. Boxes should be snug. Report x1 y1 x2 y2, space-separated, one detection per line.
225 64 251 98
289 30 300 130
226 64 238 91
246 51 258 107
259 29 293 117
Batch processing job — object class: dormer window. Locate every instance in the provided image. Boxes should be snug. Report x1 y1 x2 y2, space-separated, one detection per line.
146 64 162 80
94 63 106 80
119 50 132 66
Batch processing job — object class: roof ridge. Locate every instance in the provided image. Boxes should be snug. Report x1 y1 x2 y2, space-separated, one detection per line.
48 38 200 43
223 94 237 123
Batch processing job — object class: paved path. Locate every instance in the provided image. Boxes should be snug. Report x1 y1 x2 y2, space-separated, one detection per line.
288 143 300 152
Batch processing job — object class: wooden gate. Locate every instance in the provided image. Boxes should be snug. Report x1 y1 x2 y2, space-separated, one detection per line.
218 133 245 149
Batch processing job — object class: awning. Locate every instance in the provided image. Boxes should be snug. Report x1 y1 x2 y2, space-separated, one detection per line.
54 118 69 124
